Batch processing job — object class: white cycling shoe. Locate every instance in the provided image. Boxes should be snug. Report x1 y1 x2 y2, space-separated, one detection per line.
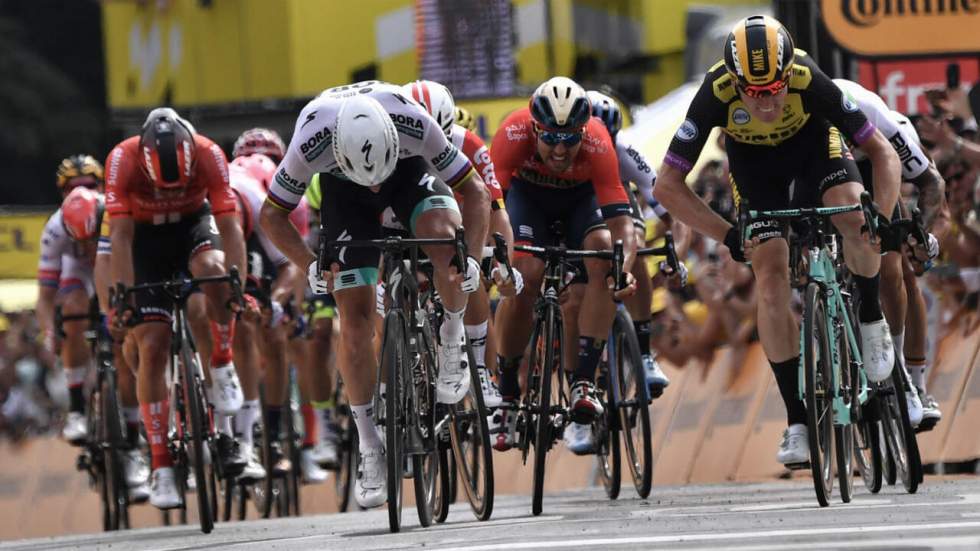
239 447 267 482
123 448 150 488
149 467 183 510
311 436 340 469
478 366 503 408
564 422 595 455
907 388 924 427
209 363 244 414
777 424 810 465
62 411 88 445
301 448 329 484
861 320 895 383
355 446 387 508
436 336 471 404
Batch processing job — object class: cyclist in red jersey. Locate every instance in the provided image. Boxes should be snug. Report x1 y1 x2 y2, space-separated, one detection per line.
492 77 637 454
107 107 249 509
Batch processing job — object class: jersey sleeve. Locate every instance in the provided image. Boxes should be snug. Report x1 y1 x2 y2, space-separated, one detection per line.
891 113 930 180
663 69 728 174
266 102 321 211
461 128 504 209
200 139 237 216
419 119 475 189
97 211 112 256
801 55 875 146
588 121 631 219
37 212 65 287
304 174 322 211
104 143 134 217
617 138 658 207
489 110 535 192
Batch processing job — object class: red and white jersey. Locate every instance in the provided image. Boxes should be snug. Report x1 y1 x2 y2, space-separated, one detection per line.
38 209 96 291
449 124 504 209
231 164 304 268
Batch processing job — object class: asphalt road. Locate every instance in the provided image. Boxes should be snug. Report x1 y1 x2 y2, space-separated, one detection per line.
5 476 980 550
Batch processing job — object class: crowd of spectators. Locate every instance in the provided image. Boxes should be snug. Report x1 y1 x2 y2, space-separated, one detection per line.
0 310 64 442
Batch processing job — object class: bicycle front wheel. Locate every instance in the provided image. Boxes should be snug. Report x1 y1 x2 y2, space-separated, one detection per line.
853 396 883 493
613 309 651 498
449 342 494 521
182 345 215 533
531 305 562 517
382 312 408 532
803 283 834 507
880 362 922 494
100 371 130 530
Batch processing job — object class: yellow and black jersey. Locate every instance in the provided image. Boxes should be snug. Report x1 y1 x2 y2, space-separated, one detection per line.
664 49 875 173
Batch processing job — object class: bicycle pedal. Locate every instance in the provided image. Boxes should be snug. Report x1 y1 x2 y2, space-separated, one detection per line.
785 461 810 471
914 419 937 433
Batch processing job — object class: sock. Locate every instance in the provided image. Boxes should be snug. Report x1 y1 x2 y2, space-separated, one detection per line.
141 400 172 469
498 355 522 399
634 320 653 357
892 331 905 370
312 400 335 441
301 403 316 447
907 357 927 393
266 405 283 442
770 357 807 427
209 319 236 367
234 399 261 449
66 366 88 413
350 403 382 451
465 321 489 368
123 407 141 448
440 307 465 344
853 274 883 323
217 414 233 437
574 336 605 383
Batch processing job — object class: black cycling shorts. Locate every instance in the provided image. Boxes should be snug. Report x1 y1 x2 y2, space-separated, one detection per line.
727 118 862 242
319 156 459 291
133 204 222 323
507 178 606 252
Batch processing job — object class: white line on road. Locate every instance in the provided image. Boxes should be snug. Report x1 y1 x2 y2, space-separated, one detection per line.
435 520 980 551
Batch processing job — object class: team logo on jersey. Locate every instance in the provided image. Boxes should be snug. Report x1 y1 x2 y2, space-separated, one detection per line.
274 167 304 195
625 145 652 173
390 113 424 140
732 108 751 125
430 145 459 172
676 119 698 142
300 127 332 162
842 92 859 113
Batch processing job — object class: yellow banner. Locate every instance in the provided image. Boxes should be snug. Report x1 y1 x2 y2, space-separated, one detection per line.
0 212 53 280
822 0 980 56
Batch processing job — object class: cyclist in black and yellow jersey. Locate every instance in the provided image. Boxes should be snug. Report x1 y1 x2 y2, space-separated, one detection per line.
654 15 902 466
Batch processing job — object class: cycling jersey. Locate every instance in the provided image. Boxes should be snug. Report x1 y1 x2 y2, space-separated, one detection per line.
492 108 630 219
38 209 95 293
105 135 237 223
266 81 475 212
231 165 290 269
833 79 930 181
664 50 875 174
615 136 667 218
449 124 504 209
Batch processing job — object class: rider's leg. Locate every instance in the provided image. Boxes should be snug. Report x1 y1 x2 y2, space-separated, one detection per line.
232 318 261 450
904 260 930 392
561 283 585 383
260 323 289 444
59 287 92 417
880 251 907 361
134 322 174 471
495 255 544 400
190 248 243 415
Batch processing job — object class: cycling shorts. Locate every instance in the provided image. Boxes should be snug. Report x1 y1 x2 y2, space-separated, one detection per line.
507 178 606 252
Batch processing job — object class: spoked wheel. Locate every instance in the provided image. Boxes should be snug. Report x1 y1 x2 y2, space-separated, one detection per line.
433 438 453 523
89 388 113 531
803 283 834 507
834 323 854 504
853 397 883 494
335 416 358 513
530 307 562 517
285 405 302 517
613 310 652 498
879 362 922 494
183 350 215 533
595 367 621 500
448 345 494 521
382 312 407 532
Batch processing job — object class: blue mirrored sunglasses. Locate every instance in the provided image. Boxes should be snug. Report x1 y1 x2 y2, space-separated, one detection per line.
536 127 584 147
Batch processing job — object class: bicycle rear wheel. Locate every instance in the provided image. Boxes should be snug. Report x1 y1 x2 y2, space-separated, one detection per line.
853 396 883 493
803 283 834 507
382 312 407 532
449 343 494 520
613 309 651 498
531 306 561 517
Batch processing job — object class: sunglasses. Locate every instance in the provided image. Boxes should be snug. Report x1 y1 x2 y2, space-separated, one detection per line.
535 124 584 147
738 78 789 99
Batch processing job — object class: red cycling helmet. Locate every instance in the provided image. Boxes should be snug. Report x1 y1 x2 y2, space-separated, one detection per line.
233 128 286 164
61 187 104 241
230 153 278 192
139 107 196 189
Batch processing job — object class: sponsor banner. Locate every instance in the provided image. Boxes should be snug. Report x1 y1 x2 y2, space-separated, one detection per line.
822 0 980 56
0 212 53 279
857 57 980 114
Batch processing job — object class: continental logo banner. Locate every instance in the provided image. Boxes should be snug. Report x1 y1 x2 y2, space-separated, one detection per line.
0 211 53 279
821 0 980 56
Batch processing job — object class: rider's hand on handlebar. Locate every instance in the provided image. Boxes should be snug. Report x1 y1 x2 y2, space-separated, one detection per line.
452 255 482 294
723 226 748 263
659 260 688 289
607 271 637 300
492 264 524 297
307 260 335 295
242 294 263 323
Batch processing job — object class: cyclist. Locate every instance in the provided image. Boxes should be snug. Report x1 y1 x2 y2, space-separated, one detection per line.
404 79 523 407
259 82 491 508
653 16 901 467
491 77 638 453
833 79 951 428
106 107 249 509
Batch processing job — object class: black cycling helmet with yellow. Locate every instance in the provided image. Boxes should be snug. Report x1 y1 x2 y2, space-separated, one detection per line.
56 154 104 195
723 15 795 97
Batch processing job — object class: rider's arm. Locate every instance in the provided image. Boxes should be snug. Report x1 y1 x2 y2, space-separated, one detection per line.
860 130 902 218
109 216 135 290
201 141 247 284
36 213 63 336
271 261 302 307
105 144 135 290
454 170 491 259
662 213 693 259
653 163 732 244
590 121 636 270
490 208 515 260
216 213 246 284
36 285 56 340
910 163 951 239
94 254 111 313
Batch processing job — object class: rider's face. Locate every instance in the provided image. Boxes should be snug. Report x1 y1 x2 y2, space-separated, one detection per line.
738 86 788 123
536 138 582 173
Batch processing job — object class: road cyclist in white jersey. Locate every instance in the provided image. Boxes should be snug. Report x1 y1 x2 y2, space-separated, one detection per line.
260 80 491 509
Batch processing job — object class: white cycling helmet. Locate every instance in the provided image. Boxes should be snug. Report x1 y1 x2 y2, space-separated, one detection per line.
530 76 591 131
403 80 456 138
332 96 400 187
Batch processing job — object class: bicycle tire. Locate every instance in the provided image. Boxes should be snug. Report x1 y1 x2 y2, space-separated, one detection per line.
433 440 452 523
412 316 439 528
335 411 357 513
182 345 214 533
531 306 561 517
853 396 883 494
382 312 407 532
89 387 113 531
803 282 834 507
613 309 651 498
596 362 621 500
882 362 922 494
101 371 130 529
285 399 302 516
449 342 495 521
834 321 854 504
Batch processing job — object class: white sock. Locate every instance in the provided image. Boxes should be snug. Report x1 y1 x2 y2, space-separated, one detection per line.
122 407 141 425
350 403 382 451
217 414 234 437
440 307 465 344
234 399 260 448
908 359 927 393
892 331 905 370
465 321 489 369
66 365 88 387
